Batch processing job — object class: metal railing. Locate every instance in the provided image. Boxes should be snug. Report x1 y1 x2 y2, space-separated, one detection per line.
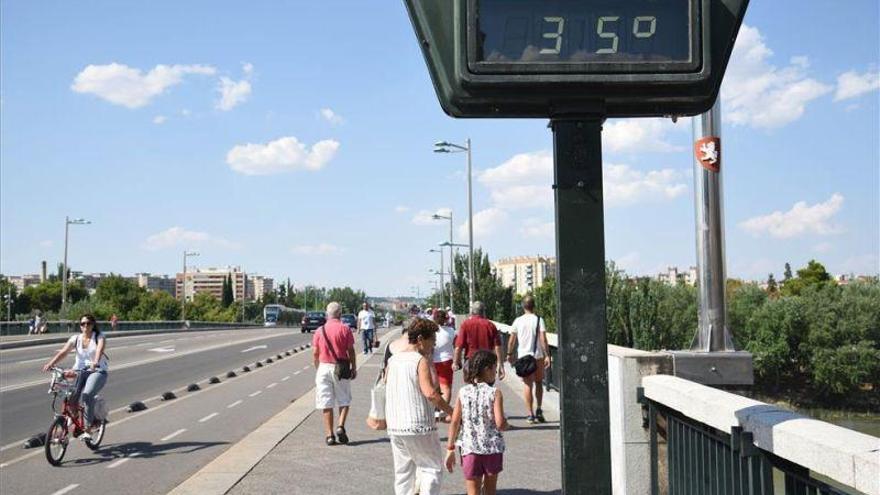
0 320 260 336
640 393 863 495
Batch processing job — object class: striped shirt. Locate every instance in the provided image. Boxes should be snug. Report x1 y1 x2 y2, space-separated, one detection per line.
385 351 435 436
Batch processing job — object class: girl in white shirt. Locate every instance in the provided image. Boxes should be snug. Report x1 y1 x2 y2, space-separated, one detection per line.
431 310 456 404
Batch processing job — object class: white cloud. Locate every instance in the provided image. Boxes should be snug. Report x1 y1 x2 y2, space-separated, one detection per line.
291 243 343 255
834 70 880 101
411 208 452 226
604 164 688 206
739 193 844 239
216 77 251 111
459 208 507 240
71 63 216 108
721 25 832 128
152 115 167 125
144 226 236 251
395 206 410 213
242 62 254 76
181 108 192 117
813 242 833 254
520 219 554 239
226 136 340 175
319 108 345 125
603 118 687 154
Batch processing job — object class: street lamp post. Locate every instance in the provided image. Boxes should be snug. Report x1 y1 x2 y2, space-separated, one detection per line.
4 287 12 323
432 212 455 313
434 140 475 307
181 250 200 325
429 248 445 307
61 217 91 316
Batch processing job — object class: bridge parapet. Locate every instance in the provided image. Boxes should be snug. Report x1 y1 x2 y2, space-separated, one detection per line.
641 374 880 495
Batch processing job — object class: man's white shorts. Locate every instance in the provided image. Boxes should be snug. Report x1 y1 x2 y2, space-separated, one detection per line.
315 363 352 409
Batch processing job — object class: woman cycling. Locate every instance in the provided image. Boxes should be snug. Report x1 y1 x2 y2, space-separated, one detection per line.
42 314 109 439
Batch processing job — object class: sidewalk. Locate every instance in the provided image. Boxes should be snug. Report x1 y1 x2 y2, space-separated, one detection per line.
175 337 562 494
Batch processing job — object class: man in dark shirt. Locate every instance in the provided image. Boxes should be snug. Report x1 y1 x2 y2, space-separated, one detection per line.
453 301 505 380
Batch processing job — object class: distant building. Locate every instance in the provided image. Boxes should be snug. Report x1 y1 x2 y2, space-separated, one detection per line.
658 266 698 286
8 274 41 292
248 276 274 300
176 266 247 302
492 256 557 296
74 273 110 291
135 273 176 296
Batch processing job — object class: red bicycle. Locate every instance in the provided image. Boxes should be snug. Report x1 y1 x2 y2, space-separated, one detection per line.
44 367 108 466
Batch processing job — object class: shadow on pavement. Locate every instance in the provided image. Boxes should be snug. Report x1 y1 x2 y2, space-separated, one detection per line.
345 437 390 447
60 440 228 467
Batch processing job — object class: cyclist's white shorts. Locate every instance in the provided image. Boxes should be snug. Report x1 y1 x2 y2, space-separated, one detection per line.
315 363 352 409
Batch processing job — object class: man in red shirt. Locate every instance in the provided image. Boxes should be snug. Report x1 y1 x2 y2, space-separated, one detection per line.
312 302 357 446
452 301 505 380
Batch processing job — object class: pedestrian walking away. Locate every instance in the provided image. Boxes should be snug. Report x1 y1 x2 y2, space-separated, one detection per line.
506 295 551 424
358 302 377 355
453 301 505 381
431 309 456 408
385 318 454 495
313 302 358 446
446 350 509 495
41 313 110 440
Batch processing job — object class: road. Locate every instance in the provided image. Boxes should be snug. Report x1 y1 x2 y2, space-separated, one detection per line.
0 326 388 495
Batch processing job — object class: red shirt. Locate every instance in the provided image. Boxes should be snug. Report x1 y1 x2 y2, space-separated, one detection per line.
312 319 355 364
454 316 500 359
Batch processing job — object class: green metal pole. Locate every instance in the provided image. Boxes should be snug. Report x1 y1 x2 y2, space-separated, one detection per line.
552 118 612 493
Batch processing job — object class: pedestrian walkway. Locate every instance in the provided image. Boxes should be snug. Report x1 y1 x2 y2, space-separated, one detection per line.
230 361 561 494
173 333 562 495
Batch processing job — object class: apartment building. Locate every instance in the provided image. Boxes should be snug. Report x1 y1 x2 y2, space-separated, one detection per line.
492 255 556 296
175 266 247 302
134 273 176 296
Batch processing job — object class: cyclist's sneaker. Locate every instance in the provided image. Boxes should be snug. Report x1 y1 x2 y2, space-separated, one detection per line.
79 431 92 442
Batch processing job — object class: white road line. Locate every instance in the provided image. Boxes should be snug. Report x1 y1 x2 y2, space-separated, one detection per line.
198 412 219 423
107 451 142 469
227 400 243 409
293 370 302 375
302 366 309 370
266 382 278 389
248 390 262 398
50 484 80 495
281 376 291 381
160 428 187 442
160 339 174 344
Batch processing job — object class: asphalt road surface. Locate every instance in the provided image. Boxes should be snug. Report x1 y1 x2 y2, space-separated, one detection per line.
0 326 387 495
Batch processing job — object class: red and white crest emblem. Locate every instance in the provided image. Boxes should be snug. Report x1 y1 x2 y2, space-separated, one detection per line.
694 136 721 173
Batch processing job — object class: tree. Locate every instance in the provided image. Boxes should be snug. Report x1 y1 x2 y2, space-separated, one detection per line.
93 275 146 318
781 260 833 297
130 291 181 320
783 262 793 282
766 273 778 295
221 274 234 308
22 281 87 315
448 248 513 322
532 275 557 333
0 277 22 320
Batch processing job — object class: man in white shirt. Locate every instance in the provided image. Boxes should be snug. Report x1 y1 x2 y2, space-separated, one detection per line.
357 302 376 355
506 295 551 424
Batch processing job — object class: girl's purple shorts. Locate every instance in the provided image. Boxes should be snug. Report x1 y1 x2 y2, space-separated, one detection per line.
462 453 504 479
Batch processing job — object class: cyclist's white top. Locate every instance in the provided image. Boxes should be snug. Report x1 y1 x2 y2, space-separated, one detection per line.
67 333 109 371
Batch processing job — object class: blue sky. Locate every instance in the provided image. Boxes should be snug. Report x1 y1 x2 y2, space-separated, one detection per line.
1 0 878 296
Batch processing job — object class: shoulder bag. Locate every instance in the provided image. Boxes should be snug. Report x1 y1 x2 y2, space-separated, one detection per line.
320 326 353 380
513 316 540 378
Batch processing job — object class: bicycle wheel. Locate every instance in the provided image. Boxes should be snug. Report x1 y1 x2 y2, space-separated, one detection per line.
44 416 69 466
84 419 107 450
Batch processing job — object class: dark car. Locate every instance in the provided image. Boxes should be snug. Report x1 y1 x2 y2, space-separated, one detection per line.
301 311 326 333
340 314 357 331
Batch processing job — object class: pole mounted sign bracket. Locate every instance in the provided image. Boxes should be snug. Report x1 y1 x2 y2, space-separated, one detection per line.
404 0 749 118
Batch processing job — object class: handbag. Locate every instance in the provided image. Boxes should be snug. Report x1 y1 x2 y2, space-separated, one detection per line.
366 369 387 430
514 316 541 378
320 326 353 380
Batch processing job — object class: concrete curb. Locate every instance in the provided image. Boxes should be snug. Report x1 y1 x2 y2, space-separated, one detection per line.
0 325 293 350
168 329 394 495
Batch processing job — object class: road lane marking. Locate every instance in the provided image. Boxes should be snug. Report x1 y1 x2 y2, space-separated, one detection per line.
50 484 80 495
107 451 142 468
1 331 297 393
281 376 290 381
160 339 175 344
227 400 243 409
198 413 219 423
302 366 309 370
241 345 268 353
0 338 314 458
266 382 277 389
148 347 175 353
293 371 301 375
160 429 187 442
249 390 262 397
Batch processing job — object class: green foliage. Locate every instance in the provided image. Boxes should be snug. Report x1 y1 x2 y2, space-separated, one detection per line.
93 275 146 317
325 286 367 314
448 248 514 322
727 283 767 345
781 259 832 296
130 290 181 320
186 293 237 322
221 275 234 308
22 280 87 314
532 275 557 333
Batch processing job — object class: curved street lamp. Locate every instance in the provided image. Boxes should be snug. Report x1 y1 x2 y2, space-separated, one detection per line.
61 217 91 315
434 139 475 307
